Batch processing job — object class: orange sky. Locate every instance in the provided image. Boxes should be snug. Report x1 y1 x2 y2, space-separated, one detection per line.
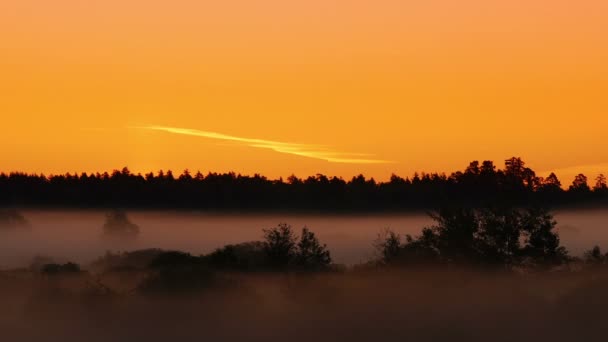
1 0 607 184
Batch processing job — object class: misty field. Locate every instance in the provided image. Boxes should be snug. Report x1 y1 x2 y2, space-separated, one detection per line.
2 208 608 341
2 268 608 341
1 209 607 268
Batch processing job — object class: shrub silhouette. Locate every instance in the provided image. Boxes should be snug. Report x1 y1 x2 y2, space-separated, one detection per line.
583 246 608 265
374 229 402 263
139 251 215 293
377 207 568 267
375 229 439 266
40 262 82 275
148 251 202 269
204 241 269 271
0 209 30 229
90 249 164 273
263 223 332 270
102 210 140 238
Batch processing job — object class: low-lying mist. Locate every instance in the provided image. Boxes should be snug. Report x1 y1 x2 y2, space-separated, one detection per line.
3 208 608 341
0 210 434 268
1 208 608 269
2 268 608 341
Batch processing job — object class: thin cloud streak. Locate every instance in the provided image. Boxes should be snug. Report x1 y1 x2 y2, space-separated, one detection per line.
140 125 392 164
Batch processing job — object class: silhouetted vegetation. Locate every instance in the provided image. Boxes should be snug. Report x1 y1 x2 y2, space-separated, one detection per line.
139 251 217 294
262 223 332 271
0 209 29 229
102 210 140 238
40 262 82 275
91 249 164 273
4 215 608 341
85 224 332 294
203 242 269 271
583 246 608 265
1 158 607 210
376 207 569 268
141 223 332 276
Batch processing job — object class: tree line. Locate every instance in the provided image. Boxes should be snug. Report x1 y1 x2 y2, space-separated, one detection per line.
1 157 607 210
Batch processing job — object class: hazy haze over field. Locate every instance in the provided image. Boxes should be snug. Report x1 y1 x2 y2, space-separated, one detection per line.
1 209 607 269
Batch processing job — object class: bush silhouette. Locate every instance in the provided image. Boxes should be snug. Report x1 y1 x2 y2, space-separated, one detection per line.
377 207 568 267
102 210 140 238
204 241 268 271
375 229 439 266
583 246 608 265
90 249 164 273
148 251 202 269
139 251 215 293
0 209 30 229
374 229 402 264
40 262 82 275
262 223 332 270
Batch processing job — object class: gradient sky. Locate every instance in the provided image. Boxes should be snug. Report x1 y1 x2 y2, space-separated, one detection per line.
1 0 607 183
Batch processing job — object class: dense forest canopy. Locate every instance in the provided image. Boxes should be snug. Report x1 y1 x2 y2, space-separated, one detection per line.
1 157 607 210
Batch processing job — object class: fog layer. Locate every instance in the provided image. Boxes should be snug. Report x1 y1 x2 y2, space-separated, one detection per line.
1 209 607 268
2 269 608 341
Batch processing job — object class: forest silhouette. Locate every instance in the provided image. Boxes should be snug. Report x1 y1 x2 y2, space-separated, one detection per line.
3 157 608 340
1 157 607 210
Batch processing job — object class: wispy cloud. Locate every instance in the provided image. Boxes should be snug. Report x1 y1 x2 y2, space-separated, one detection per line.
140 125 392 164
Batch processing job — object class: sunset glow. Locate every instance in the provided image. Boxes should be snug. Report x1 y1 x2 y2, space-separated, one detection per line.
2 0 607 182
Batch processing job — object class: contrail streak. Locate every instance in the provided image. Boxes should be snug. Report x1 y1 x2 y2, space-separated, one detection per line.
140 125 392 164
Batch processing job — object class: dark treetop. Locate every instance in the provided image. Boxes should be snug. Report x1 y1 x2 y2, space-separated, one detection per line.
1 157 607 211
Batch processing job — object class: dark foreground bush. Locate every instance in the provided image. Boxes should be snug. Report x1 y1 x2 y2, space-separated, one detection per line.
203 241 269 271
40 262 82 275
583 246 608 265
139 251 218 294
91 249 164 273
